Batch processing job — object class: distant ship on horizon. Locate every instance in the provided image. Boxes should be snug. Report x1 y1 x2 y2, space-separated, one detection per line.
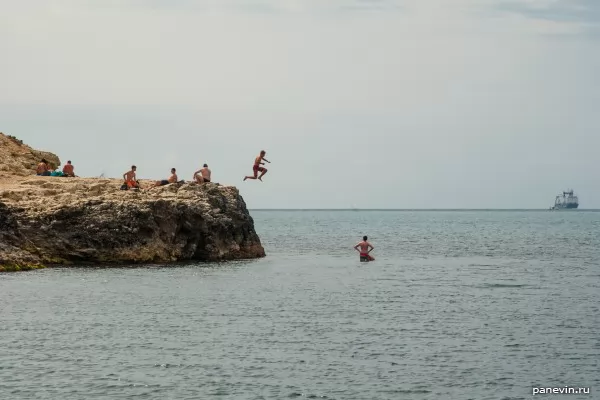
550 189 579 210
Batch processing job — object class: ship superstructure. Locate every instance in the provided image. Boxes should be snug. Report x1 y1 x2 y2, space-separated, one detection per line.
551 189 579 209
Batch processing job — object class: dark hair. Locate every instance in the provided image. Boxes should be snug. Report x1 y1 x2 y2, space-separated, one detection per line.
363 236 367 241
171 168 176 171
67 160 72 164
203 164 208 167
41 159 47 163
260 150 266 154
132 165 136 169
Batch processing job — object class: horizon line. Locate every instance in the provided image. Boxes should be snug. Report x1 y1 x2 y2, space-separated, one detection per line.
249 208 598 211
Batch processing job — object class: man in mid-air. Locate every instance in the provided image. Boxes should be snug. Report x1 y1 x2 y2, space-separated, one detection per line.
244 150 270 182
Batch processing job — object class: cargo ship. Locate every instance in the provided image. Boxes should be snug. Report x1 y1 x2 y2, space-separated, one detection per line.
550 189 579 210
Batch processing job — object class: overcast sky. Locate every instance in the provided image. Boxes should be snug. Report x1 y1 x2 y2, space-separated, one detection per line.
1 0 598 208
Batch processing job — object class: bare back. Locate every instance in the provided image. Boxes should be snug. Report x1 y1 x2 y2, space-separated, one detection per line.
357 241 372 253
201 167 211 180
168 173 178 183
124 170 136 181
63 164 74 175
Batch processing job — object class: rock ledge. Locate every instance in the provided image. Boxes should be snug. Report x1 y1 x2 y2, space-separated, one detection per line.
0 133 265 271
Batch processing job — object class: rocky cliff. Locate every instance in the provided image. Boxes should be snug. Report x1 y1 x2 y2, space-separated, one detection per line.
0 133 265 272
0 132 61 175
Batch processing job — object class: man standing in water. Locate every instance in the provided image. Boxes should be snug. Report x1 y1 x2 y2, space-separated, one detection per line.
244 150 270 182
354 236 375 262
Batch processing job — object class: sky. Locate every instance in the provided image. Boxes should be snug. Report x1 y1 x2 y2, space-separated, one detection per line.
1 0 598 209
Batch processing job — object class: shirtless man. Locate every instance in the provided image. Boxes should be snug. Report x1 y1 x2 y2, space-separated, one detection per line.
36 159 51 176
354 236 375 262
62 160 75 177
123 165 139 189
148 168 178 189
243 150 270 181
193 164 211 183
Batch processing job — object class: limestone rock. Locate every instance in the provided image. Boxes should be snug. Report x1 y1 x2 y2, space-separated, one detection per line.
0 133 265 271
0 132 61 175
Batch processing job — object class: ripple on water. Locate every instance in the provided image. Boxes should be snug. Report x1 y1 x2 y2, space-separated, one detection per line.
1 211 600 399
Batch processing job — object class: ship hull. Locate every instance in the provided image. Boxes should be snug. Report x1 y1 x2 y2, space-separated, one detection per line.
555 204 578 209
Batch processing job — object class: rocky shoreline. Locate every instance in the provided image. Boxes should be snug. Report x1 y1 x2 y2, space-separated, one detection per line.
0 133 265 272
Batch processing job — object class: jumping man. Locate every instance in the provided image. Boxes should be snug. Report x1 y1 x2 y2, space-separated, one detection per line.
244 150 270 181
354 236 375 262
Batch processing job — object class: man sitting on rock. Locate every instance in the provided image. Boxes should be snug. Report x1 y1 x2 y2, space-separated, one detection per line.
36 159 51 176
193 164 211 183
123 165 139 189
62 160 75 177
147 168 178 189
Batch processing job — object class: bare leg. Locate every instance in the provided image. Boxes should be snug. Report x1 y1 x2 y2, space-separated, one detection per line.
146 181 160 190
194 174 203 183
258 168 267 181
244 171 258 181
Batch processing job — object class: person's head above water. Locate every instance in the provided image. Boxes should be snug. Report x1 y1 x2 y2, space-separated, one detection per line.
363 236 368 241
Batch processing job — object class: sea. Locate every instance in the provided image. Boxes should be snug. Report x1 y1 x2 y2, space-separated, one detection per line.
1 210 599 400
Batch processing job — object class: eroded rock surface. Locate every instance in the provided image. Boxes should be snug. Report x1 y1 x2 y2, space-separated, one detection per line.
0 133 265 271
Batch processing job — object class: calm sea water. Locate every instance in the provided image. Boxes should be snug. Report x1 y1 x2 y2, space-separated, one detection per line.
1 210 599 399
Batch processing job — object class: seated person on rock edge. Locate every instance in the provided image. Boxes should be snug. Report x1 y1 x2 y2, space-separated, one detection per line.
122 165 139 189
36 159 51 176
62 160 75 177
193 164 211 183
148 168 178 189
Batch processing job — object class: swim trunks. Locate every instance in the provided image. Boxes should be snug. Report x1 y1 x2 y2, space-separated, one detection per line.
160 180 169 186
360 253 374 262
